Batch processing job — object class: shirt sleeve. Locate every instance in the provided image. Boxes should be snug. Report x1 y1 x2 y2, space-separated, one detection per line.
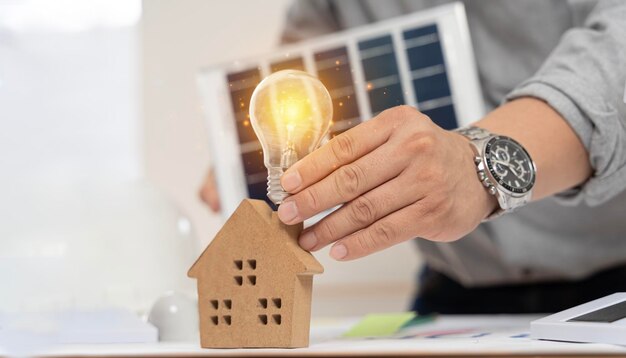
506 0 626 206
280 0 341 44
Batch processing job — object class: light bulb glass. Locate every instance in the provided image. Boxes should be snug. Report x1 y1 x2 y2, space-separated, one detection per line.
249 70 333 205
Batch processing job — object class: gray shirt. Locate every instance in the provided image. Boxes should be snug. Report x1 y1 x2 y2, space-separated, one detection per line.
282 0 626 286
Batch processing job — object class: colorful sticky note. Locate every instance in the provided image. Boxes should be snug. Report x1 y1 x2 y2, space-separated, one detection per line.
401 314 437 329
342 312 418 338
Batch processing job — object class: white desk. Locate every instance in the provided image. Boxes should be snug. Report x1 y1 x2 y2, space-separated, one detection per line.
15 315 626 357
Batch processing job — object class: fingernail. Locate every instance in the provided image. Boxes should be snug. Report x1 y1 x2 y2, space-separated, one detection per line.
299 231 318 250
330 244 348 260
277 200 299 223
281 171 302 192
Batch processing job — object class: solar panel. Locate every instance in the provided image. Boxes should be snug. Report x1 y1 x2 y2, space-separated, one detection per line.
198 2 484 218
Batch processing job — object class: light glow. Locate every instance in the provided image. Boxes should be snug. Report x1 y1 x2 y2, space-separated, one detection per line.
249 70 333 204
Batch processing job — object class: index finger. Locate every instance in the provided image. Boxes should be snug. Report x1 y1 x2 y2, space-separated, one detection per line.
281 111 395 193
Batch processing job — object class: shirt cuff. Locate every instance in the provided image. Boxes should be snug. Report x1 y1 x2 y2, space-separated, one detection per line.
506 80 626 206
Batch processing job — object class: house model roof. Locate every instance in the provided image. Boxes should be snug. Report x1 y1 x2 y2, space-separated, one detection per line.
188 199 323 278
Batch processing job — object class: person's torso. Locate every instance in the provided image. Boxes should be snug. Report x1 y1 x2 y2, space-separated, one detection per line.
327 0 626 286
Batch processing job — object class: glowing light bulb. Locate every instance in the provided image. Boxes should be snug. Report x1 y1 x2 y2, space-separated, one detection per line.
249 70 333 205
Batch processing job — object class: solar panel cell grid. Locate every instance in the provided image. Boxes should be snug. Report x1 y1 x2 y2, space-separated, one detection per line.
403 24 457 129
270 57 305 72
317 65 354 89
404 24 437 39
235 120 257 143
314 46 361 137
406 43 445 69
421 105 457 130
358 35 405 115
328 104 360 137
240 150 265 175
228 87 256 119
413 72 451 101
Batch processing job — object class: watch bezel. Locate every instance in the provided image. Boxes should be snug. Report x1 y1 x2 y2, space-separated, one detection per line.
483 135 536 195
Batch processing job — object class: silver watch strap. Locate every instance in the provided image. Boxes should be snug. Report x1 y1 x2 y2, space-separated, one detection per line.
455 126 505 220
455 126 491 141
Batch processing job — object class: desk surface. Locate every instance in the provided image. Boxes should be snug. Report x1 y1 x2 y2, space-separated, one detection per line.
21 315 626 357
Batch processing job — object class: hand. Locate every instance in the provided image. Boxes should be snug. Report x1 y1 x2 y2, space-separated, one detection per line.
199 167 221 212
276 105 497 261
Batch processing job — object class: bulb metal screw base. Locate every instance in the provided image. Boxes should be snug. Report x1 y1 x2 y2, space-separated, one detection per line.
267 167 290 205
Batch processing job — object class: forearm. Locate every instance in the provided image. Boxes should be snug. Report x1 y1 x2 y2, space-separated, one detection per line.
474 97 592 201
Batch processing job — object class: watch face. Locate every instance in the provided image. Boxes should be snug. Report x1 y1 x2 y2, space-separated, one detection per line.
485 136 535 194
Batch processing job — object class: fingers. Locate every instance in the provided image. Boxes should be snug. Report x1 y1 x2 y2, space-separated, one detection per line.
199 168 221 212
280 111 395 194
299 172 424 251
277 141 405 224
328 201 433 261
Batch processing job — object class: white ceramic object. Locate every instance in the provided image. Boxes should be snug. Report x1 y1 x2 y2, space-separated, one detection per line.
148 291 199 342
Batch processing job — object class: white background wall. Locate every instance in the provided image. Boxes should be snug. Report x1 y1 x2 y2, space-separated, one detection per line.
0 0 422 317
141 0 422 316
0 0 197 313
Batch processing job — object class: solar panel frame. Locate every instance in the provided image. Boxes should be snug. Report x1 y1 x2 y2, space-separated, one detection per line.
197 2 484 219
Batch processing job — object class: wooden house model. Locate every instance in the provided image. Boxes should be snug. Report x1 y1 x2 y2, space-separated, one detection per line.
188 199 324 348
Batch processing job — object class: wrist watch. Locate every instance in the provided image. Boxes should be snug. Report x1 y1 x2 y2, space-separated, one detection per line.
455 126 536 220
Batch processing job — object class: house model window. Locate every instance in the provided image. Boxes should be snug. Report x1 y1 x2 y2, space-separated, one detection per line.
258 297 282 325
234 259 257 286
188 199 323 348
208 299 232 326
